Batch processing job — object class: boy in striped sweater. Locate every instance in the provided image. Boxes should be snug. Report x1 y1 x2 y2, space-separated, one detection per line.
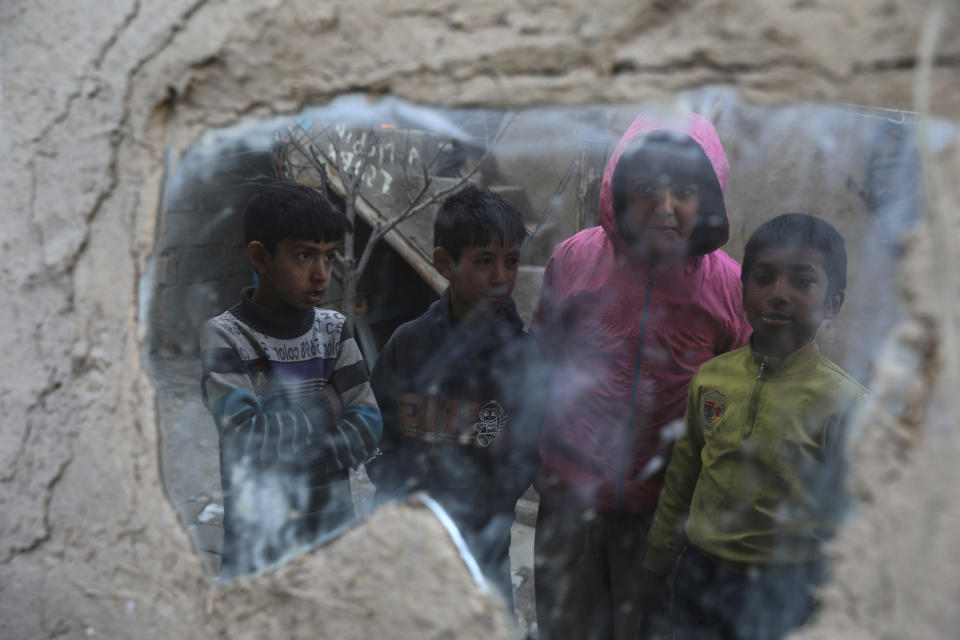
200 181 382 579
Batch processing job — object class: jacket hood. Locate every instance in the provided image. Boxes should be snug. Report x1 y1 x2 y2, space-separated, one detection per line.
598 111 731 256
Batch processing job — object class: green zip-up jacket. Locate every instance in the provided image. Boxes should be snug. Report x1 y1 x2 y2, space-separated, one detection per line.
644 340 867 575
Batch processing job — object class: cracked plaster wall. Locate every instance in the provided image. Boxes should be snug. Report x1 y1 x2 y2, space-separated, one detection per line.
1 0 959 637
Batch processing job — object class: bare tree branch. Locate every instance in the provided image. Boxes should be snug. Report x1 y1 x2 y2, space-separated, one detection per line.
352 112 516 278
279 113 516 325
283 125 355 275
284 126 324 175
401 160 432 209
400 128 412 202
322 124 343 171
350 129 376 195
424 138 445 175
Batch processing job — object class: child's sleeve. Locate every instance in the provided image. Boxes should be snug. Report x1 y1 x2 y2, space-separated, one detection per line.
326 321 383 464
200 320 378 472
818 390 867 531
494 339 548 506
364 336 404 499
530 253 565 360
643 377 706 576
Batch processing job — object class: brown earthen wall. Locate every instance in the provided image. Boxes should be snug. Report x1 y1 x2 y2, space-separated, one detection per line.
1 0 959 637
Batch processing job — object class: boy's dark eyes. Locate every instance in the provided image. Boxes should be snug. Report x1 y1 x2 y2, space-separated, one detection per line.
295 249 336 261
672 185 697 199
471 255 520 267
750 270 818 290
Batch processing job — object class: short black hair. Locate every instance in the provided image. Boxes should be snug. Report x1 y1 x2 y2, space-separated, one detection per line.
611 130 727 256
741 213 847 298
243 181 352 254
434 184 528 261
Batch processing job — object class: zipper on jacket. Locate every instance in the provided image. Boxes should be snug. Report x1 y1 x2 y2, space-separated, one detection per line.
616 270 656 511
743 357 768 439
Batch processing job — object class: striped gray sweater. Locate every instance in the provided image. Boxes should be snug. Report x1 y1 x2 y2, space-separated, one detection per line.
200 288 382 577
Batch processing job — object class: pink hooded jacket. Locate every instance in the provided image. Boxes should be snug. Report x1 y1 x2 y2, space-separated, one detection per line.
531 112 751 514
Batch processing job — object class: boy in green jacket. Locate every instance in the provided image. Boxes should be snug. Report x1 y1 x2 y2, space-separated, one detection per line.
641 214 867 639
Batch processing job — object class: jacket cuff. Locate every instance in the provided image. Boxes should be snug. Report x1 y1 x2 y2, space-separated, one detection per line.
643 546 680 576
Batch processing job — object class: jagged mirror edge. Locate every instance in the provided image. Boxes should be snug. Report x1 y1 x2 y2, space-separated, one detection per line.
140 92 921 639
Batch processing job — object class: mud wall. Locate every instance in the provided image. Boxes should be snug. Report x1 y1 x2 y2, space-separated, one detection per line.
1 0 959 638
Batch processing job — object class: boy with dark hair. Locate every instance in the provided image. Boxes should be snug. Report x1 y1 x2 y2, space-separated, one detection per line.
642 213 867 639
531 112 750 640
200 180 382 579
366 184 546 603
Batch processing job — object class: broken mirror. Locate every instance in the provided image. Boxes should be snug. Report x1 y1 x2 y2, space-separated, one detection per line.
142 92 924 637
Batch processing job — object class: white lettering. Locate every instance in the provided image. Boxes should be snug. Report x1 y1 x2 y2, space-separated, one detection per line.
353 132 367 155
380 168 393 194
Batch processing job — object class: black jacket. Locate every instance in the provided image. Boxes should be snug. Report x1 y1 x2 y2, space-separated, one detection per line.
367 289 546 543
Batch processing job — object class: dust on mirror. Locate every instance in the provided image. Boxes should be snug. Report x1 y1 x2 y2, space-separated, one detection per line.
144 91 922 638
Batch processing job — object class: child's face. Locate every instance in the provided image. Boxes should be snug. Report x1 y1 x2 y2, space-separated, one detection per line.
618 170 700 263
249 237 338 311
434 238 521 322
743 245 843 358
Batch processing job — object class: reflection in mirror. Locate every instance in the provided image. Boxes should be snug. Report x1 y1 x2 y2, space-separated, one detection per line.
144 93 924 637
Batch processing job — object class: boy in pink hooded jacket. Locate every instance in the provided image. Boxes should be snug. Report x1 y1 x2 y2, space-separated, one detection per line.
531 112 751 639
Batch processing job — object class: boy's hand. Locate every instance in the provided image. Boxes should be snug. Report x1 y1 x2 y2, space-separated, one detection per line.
319 419 374 471
221 391 376 471
299 393 376 471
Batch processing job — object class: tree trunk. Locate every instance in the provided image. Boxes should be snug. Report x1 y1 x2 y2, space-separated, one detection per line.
341 193 358 326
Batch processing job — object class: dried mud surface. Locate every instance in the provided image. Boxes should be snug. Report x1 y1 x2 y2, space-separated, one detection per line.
1 0 959 637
